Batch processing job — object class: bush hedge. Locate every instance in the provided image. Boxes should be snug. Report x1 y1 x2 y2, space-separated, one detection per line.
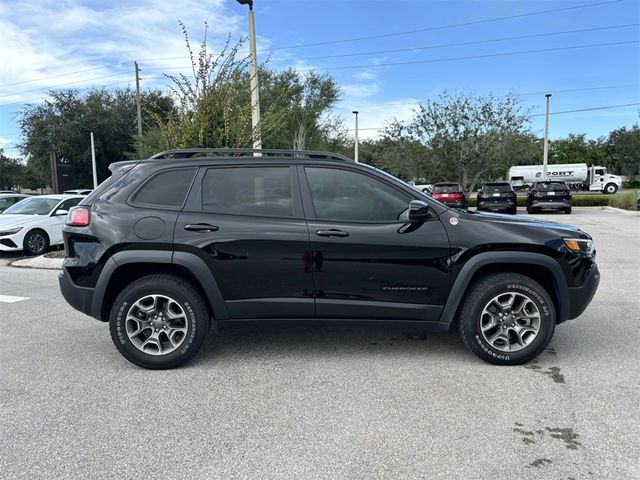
466 192 637 208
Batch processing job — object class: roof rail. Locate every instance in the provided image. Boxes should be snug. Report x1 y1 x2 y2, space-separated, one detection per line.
148 148 353 162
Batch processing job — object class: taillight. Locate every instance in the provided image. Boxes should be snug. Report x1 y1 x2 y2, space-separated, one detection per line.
66 206 91 226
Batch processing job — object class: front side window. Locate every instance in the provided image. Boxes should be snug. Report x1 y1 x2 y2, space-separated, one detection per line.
202 167 293 217
57 198 82 213
305 167 410 222
133 168 196 208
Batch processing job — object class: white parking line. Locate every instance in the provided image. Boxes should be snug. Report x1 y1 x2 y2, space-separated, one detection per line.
0 295 29 303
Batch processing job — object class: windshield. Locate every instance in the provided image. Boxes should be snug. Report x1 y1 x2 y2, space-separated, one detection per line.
482 183 512 192
432 184 461 192
3 197 59 215
535 182 567 190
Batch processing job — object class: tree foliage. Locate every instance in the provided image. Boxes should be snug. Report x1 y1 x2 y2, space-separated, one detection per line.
0 149 25 190
19 88 174 187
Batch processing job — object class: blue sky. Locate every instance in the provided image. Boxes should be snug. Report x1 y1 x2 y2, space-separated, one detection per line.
0 0 639 157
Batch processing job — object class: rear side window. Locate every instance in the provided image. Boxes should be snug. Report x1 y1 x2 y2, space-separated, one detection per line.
202 167 293 217
536 182 567 190
133 168 196 208
482 183 512 192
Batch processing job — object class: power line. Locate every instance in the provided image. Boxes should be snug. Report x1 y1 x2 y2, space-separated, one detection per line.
0 72 131 99
269 23 638 63
259 0 623 52
339 84 640 109
345 103 640 131
141 40 639 75
0 79 139 107
308 40 639 73
0 62 132 90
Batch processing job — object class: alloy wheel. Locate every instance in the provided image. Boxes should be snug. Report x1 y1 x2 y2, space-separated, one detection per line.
479 292 541 352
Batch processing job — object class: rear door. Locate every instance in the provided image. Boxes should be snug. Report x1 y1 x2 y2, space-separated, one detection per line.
300 165 450 321
175 164 314 319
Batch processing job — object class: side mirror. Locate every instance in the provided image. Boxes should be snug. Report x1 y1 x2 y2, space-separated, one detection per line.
408 200 429 222
54 209 69 216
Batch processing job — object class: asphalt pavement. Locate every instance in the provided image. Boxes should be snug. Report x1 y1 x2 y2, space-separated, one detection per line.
0 207 638 479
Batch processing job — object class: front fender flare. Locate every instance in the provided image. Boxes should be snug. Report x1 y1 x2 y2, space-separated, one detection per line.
439 252 569 326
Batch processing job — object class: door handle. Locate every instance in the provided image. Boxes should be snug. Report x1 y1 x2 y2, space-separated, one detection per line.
184 224 219 232
316 229 350 238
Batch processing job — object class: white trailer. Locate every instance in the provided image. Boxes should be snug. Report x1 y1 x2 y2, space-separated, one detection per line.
507 163 622 194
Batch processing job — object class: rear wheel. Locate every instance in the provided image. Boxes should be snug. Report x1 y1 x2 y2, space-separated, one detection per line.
109 274 209 369
458 273 556 365
509 206 517 215
564 207 572 214
23 229 49 256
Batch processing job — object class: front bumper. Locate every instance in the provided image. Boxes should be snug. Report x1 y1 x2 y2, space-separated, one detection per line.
566 263 600 321
0 234 21 251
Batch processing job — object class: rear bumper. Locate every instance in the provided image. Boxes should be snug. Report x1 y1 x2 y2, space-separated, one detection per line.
477 200 516 212
530 199 571 210
59 268 98 320
566 263 600 321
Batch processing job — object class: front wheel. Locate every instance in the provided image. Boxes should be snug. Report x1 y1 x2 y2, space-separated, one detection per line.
458 273 556 365
603 183 618 194
109 274 209 369
23 229 49 256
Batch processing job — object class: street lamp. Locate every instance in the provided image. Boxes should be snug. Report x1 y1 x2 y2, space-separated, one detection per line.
352 110 359 162
237 0 262 154
542 93 552 178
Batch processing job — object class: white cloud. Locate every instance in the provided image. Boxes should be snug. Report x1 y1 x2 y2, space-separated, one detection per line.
0 0 243 104
353 71 377 81
342 82 380 98
335 98 420 140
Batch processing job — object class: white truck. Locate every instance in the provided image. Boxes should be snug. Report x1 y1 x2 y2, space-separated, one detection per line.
507 163 622 194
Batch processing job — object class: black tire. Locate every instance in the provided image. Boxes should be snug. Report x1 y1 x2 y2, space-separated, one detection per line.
457 273 556 365
526 206 533 214
509 206 517 215
109 274 209 369
603 183 618 194
23 229 49 256
564 207 572 214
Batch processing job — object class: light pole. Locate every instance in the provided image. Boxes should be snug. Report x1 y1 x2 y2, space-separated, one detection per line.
352 110 359 162
542 93 552 179
237 0 262 154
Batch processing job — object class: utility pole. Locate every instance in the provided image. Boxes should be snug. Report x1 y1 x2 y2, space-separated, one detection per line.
90 132 98 189
352 111 359 162
49 151 59 194
542 93 552 179
237 0 262 154
135 61 143 139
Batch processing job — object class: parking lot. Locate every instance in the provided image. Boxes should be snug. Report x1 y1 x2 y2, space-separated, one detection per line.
0 207 638 479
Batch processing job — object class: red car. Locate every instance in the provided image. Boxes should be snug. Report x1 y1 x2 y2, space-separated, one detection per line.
429 182 468 208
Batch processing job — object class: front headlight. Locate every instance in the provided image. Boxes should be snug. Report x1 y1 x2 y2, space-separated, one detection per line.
563 237 595 256
0 227 22 237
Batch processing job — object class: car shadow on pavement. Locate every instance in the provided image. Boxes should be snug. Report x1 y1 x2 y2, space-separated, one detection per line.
195 324 471 365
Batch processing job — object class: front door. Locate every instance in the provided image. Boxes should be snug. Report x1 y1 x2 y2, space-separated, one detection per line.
175 164 314 319
300 165 450 321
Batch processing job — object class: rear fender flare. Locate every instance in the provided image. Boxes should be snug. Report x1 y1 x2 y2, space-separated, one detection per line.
91 250 228 321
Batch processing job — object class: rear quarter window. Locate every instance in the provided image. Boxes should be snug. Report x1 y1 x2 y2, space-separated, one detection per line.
132 168 197 208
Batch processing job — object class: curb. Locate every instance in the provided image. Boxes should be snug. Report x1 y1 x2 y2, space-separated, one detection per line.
604 206 640 215
10 254 63 270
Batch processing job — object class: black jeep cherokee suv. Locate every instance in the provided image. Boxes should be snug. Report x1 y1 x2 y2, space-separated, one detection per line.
59 149 600 369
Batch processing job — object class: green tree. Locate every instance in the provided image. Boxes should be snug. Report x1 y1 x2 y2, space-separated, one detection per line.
408 91 532 191
19 88 174 188
549 133 605 166
605 124 640 175
0 149 25 190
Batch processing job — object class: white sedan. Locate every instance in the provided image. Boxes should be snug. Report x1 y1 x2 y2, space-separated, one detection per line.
0 195 83 256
